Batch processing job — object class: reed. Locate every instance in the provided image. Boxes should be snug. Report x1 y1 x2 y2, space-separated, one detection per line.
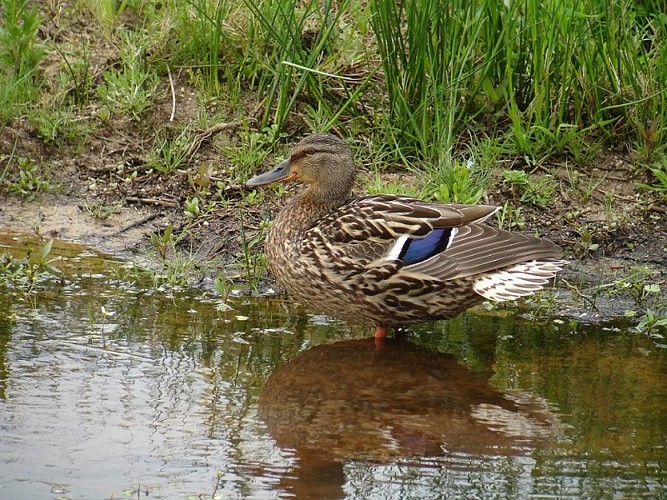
370 0 667 164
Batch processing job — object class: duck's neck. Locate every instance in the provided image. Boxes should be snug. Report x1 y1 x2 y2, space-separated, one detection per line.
302 181 350 209
273 186 347 238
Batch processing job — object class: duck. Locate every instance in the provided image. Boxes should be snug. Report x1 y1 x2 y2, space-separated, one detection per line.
246 133 567 339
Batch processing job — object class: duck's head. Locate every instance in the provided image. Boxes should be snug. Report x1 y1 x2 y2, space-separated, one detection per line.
246 134 355 206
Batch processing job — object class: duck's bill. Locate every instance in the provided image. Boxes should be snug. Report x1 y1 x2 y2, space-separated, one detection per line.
246 159 296 187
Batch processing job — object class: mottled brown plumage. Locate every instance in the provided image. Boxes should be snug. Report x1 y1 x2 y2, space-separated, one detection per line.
246 134 567 338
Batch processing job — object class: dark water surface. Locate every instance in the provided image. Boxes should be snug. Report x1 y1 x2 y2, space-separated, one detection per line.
0 237 665 499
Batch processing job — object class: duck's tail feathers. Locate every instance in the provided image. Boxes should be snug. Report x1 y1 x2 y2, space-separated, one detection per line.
472 259 568 302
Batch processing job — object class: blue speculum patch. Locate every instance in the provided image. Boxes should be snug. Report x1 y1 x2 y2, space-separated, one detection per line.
398 228 453 265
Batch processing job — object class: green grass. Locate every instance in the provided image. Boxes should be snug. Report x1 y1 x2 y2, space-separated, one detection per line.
5 1 667 156
372 0 667 163
0 0 42 122
96 30 160 120
171 0 234 95
501 170 555 207
223 125 285 185
371 0 481 168
0 0 43 78
27 106 91 147
2 0 667 206
148 127 193 173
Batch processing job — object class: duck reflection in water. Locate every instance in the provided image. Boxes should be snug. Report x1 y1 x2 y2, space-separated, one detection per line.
259 338 559 499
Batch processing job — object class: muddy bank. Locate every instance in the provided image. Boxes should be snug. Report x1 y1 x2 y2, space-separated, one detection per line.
1 182 665 326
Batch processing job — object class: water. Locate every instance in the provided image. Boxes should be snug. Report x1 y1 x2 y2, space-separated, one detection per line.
0 237 665 499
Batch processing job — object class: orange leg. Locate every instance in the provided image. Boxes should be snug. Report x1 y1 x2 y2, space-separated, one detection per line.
374 326 387 339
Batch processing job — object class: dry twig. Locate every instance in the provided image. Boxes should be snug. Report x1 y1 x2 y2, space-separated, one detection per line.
125 196 179 208
167 64 176 122
186 120 247 160
114 213 161 235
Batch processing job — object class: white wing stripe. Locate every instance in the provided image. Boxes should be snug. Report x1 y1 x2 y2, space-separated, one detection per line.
385 235 409 261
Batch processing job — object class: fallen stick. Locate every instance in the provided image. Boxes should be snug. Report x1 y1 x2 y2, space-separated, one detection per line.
115 212 161 235
125 196 179 208
186 120 247 160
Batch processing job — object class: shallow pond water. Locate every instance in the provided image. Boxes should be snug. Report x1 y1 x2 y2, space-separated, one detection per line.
0 236 666 499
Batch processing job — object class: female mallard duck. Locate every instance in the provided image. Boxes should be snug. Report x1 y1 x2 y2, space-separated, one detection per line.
247 134 566 339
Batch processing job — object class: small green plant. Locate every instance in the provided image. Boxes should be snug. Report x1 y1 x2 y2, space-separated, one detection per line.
148 128 192 173
82 199 123 220
502 170 555 207
188 163 215 197
0 239 59 293
638 160 667 194
238 209 269 289
97 66 158 120
523 289 559 319
573 225 599 257
4 157 49 199
595 267 661 307
213 273 235 311
149 225 181 260
156 251 200 288
224 125 285 184
527 175 555 206
242 189 263 206
27 107 91 148
430 163 484 205
501 169 530 187
0 0 44 78
145 226 209 288
634 309 667 337
96 30 159 120
495 202 526 231
183 196 200 219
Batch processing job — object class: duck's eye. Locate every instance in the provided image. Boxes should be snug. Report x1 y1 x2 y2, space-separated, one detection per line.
291 147 318 162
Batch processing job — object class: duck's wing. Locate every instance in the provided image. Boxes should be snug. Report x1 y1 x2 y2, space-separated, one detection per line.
302 194 564 288
300 194 493 269
406 221 563 279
